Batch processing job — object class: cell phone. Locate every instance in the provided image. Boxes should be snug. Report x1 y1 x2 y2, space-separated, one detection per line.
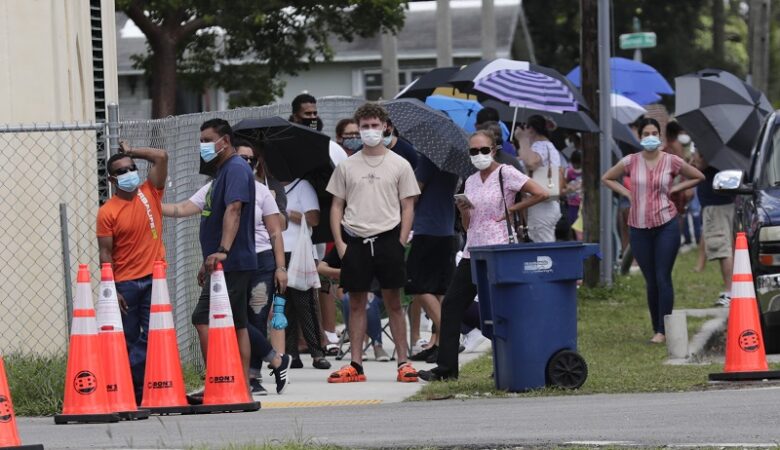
454 194 473 208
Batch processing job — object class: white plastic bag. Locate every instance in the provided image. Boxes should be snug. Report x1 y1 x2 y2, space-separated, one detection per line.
287 220 321 291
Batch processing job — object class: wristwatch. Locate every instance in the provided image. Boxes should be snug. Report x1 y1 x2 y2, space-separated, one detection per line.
276 267 287 272
216 245 230 255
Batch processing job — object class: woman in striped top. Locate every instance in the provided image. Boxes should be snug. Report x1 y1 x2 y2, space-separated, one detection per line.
602 118 704 344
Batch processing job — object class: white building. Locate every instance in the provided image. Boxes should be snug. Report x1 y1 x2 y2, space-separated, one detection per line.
115 0 525 120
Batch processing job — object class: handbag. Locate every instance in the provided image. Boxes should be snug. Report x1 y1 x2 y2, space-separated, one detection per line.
287 220 321 290
497 166 519 244
530 143 560 200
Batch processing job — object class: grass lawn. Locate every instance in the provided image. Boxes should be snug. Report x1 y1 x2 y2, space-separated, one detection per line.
411 248 780 400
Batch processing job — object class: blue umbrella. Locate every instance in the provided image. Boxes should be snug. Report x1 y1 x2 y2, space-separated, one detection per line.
567 57 674 105
424 95 510 140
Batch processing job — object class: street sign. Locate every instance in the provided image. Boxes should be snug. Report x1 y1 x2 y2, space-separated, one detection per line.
619 32 656 50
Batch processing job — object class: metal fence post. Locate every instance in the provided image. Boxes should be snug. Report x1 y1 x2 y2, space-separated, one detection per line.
60 203 73 331
107 103 120 156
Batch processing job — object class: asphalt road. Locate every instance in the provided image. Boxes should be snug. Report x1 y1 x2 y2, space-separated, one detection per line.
15 385 780 448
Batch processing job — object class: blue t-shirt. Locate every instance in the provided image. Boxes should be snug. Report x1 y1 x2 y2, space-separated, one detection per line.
501 141 516 157
390 136 419 169
200 154 257 272
697 166 733 207
413 155 459 236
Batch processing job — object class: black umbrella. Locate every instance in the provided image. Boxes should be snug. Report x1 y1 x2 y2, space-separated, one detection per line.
675 69 773 171
234 117 335 243
382 98 474 179
394 66 463 100
483 99 600 133
612 118 642 152
449 58 589 109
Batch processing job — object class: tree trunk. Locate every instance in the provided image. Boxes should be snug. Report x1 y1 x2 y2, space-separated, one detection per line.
150 35 178 119
712 0 725 64
581 0 601 287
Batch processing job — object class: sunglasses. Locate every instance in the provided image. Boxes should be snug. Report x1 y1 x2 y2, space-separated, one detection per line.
468 147 492 156
113 165 138 176
239 155 257 165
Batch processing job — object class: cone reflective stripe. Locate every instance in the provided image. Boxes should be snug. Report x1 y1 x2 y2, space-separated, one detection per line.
196 262 259 413
96 264 148 420
141 261 189 413
55 264 120 424
710 233 780 381
0 357 43 449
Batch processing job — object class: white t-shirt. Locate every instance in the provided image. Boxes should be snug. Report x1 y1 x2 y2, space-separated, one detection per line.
190 180 280 253
531 140 561 167
282 178 320 253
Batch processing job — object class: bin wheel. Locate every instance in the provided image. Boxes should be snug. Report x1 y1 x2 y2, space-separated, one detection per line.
546 350 587 389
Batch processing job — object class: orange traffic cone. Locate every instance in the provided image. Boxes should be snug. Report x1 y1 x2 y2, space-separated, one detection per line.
54 264 120 424
0 357 43 449
141 261 191 414
194 263 259 413
96 264 149 420
710 232 780 381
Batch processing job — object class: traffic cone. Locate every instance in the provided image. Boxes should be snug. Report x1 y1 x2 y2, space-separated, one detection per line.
0 357 44 449
141 261 191 414
710 232 780 381
194 263 259 413
95 264 149 420
54 264 120 424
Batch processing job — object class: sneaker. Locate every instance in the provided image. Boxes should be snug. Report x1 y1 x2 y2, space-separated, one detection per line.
374 346 391 362
312 357 332 370
418 368 455 382
425 347 439 364
715 293 731 307
250 378 268 396
409 345 437 362
328 365 366 383
396 362 419 383
270 354 292 394
461 329 486 353
290 357 304 369
412 338 428 355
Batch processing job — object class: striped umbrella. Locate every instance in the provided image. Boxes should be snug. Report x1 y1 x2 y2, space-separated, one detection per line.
473 69 579 138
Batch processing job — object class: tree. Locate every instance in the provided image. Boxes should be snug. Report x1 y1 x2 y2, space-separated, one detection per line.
117 1 407 118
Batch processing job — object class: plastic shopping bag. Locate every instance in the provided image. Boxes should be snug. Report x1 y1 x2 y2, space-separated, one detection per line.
287 221 321 291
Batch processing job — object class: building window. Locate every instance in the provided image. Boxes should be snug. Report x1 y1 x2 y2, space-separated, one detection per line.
363 68 432 100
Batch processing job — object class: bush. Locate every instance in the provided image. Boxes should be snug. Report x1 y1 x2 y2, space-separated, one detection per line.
4 353 66 416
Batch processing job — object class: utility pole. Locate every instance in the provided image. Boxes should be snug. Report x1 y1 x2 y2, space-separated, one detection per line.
437 0 453 67
517 1 537 63
481 0 497 59
598 0 613 286
380 31 399 99
748 0 771 94
581 0 601 287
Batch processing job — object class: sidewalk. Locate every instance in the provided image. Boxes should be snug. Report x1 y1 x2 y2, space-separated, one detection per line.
254 326 491 408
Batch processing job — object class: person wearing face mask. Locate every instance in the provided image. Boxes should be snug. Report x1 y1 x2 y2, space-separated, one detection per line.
665 121 700 248
418 131 547 382
289 93 319 130
335 118 362 156
97 141 168 405
602 118 704 344
379 118 419 169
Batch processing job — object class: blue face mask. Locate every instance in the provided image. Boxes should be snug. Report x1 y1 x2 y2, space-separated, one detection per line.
382 134 393 147
116 170 140 192
200 136 225 163
640 135 662 151
342 137 362 152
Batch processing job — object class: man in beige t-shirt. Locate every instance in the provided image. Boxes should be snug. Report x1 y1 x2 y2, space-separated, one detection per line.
326 103 421 384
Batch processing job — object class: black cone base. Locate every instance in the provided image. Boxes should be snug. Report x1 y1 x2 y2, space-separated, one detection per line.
53 412 120 424
709 370 780 381
117 409 150 420
191 401 260 414
144 405 194 415
2 444 45 449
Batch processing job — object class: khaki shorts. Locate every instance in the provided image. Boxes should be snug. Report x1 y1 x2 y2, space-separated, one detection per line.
702 204 735 260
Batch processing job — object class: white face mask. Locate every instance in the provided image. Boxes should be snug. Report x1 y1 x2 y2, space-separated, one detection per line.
565 138 572 147
360 129 383 147
470 154 493 170
678 134 691 145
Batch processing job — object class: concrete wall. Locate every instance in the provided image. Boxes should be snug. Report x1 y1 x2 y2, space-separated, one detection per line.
0 0 115 354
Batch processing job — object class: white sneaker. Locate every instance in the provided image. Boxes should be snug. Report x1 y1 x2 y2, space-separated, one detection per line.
461 329 487 353
715 293 731 307
412 338 429 355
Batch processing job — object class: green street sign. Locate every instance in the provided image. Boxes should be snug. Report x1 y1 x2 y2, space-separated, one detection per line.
619 32 656 50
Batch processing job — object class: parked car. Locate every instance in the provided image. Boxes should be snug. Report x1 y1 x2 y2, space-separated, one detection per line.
714 111 780 353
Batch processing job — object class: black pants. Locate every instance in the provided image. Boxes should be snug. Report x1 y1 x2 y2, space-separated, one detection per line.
284 253 325 359
436 258 477 377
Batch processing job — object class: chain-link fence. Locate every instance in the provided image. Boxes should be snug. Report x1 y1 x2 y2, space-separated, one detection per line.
0 96 366 364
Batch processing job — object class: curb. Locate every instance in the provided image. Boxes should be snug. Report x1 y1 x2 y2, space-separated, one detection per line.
665 308 728 366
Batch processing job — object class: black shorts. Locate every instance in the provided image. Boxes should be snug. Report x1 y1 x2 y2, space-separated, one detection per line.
405 235 457 296
340 227 405 293
191 270 252 329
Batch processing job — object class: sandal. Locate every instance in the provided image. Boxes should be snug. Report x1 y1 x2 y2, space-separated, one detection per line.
328 365 366 383
325 343 339 356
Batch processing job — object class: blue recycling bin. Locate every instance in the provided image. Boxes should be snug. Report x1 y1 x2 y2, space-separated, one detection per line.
469 242 600 392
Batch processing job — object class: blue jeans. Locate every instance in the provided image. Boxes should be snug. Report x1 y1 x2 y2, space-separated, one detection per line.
115 275 152 402
249 251 277 370
341 292 383 345
630 218 680 334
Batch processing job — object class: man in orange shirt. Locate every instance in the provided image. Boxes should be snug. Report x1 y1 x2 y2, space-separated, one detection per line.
97 142 168 404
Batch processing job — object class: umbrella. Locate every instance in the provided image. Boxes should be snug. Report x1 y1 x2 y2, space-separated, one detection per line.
612 118 642 152
395 67 463 100
382 98 474 179
449 58 589 109
482 99 599 133
234 116 336 243
567 57 674 105
611 93 647 124
425 95 510 139
675 68 773 171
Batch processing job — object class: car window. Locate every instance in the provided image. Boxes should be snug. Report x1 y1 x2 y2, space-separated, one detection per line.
749 115 771 181
759 124 780 188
